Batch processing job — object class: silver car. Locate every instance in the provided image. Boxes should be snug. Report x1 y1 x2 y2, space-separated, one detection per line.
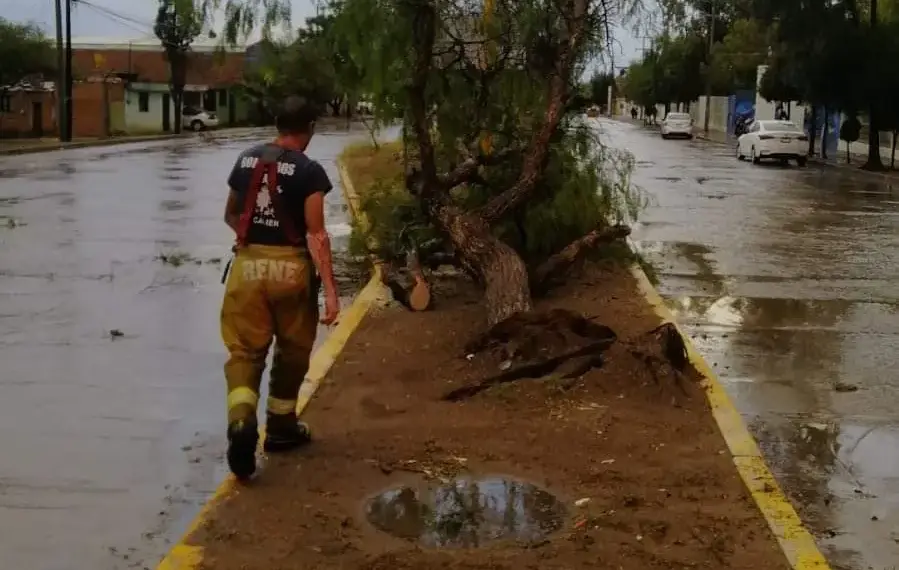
660 112 694 139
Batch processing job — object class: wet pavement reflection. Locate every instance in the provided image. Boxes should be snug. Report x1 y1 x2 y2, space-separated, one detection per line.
365 476 566 548
598 119 899 569
0 127 371 570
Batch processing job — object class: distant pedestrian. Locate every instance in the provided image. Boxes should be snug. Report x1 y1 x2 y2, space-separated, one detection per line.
631 107 638 120
775 103 787 121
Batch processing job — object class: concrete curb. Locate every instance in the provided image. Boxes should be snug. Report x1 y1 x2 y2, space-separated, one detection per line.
153 156 387 570
628 258 832 570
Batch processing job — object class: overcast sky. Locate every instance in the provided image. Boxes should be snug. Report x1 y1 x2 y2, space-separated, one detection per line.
2 0 642 69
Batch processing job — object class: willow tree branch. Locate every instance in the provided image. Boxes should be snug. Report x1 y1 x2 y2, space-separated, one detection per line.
477 0 590 223
407 0 439 192
439 147 518 189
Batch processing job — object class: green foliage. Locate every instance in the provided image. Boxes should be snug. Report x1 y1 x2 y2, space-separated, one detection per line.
709 19 768 92
840 116 861 143
755 0 899 167
239 3 370 118
349 125 645 268
228 0 646 273
587 71 615 106
201 0 291 45
155 0 208 133
495 125 644 264
757 51 802 104
621 32 705 109
242 39 337 111
0 18 54 87
154 0 206 54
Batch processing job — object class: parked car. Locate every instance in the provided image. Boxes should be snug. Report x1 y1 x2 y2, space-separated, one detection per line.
660 112 693 139
183 106 219 131
736 120 808 166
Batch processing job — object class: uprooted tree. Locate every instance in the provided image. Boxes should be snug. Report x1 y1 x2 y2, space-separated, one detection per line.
332 0 643 326
213 0 690 389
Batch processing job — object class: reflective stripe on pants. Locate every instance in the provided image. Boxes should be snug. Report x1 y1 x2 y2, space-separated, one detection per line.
221 244 319 424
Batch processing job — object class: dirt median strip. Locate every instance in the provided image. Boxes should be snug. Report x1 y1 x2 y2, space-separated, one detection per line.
150 151 829 570
184 258 793 570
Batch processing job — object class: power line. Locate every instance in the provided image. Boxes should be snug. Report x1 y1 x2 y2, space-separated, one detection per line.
76 0 154 34
80 0 154 27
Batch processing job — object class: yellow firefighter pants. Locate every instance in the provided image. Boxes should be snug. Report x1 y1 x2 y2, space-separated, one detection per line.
221 244 319 424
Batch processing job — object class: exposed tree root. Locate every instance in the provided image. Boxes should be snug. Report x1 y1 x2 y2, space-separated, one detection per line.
442 339 614 402
463 308 617 361
444 319 693 403
626 322 690 395
442 308 617 401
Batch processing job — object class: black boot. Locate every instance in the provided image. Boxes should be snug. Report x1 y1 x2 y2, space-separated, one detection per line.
227 418 259 481
264 413 312 453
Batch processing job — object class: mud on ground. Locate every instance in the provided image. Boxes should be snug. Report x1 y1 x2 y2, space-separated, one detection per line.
191 263 789 570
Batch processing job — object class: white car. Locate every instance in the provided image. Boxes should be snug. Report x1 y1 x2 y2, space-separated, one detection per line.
736 120 808 166
660 112 694 139
183 106 220 131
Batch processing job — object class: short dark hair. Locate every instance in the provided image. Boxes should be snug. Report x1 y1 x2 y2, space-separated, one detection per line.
275 96 318 134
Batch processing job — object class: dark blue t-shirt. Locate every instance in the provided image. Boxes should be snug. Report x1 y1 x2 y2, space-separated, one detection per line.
227 143 333 246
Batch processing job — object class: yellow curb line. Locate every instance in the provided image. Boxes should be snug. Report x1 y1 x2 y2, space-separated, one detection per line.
154 156 387 570
630 264 831 570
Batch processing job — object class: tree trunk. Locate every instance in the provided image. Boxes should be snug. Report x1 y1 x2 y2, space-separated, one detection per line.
821 106 829 160
807 106 817 157
329 97 342 117
863 0 885 171
429 201 531 326
169 54 187 135
863 116 885 170
892 131 897 169
847 142 851 164
172 88 184 134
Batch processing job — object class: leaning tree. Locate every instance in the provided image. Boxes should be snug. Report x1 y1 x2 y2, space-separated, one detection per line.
211 0 690 388
213 0 649 328
335 0 642 327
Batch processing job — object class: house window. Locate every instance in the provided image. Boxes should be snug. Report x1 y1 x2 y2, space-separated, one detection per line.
219 89 227 106
138 92 149 112
0 94 11 113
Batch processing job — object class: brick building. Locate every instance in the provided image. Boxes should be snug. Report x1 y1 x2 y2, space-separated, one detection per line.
1 38 250 139
70 37 249 136
0 85 56 138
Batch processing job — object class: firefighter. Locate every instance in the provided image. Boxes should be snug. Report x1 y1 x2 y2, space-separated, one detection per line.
220 96 340 480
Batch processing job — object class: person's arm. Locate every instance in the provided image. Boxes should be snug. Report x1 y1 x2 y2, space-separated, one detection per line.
224 155 245 235
305 191 338 295
224 189 241 234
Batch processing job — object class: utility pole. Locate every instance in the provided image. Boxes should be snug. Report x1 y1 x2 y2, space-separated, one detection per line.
703 0 716 134
64 0 74 142
54 0 66 141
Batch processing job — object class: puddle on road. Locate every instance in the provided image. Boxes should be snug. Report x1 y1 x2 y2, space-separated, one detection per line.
364 476 567 548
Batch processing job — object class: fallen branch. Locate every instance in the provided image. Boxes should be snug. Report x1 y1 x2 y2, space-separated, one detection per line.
530 224 631 295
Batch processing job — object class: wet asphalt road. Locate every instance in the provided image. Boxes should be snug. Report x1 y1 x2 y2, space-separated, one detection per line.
600 119 899 570
0 127 368 570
